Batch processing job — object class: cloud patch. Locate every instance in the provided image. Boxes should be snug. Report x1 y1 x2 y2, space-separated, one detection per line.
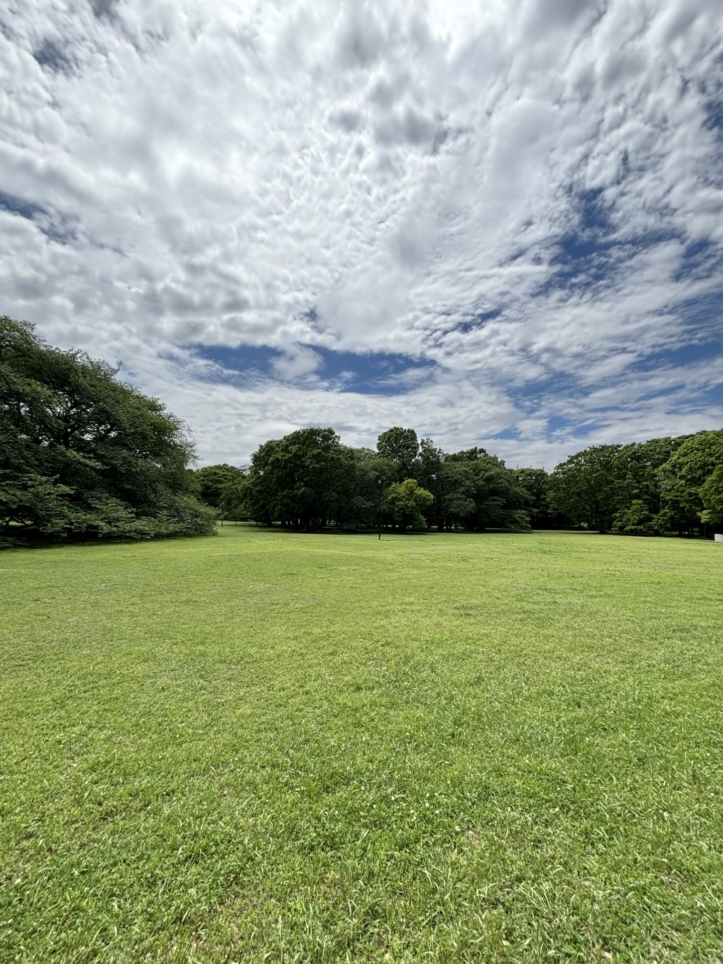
0 0 721 466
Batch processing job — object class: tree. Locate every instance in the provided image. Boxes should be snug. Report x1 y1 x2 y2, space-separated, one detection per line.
384 478 434 531
218 473 249 522
195 464 245 509
437 446 532 530
434 461 476 529
612 500 664 536
548 445 623 532
377 427 419 479
511 468 566 528
448 460 530 531
445 446 503 466
340 449 396 530
0 316 214 542
659 430 723 535
245 427 356 529
700 465 723 530
411 437 445 527
612 436 687 517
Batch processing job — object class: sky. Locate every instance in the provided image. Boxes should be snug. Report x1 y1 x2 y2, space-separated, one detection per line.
2 0 722 468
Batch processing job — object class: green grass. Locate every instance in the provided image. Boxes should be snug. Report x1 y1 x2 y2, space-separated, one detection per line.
1 527 722 963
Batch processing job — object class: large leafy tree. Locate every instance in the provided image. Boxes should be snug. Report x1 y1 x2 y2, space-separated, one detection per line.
445 446 502 466
548 444 624 532
442 460 530 531
218 473 250 523
433 462 476 530
0 316 214 541
410 437 445 527
612 500 664 536
433 447 530 531
340 449 397 530
659 430 723 534
377 427 419 479
194 463 246 509
700 466 723 529
510 467 567 528
384 478 434 531
245 427 356 529
612 436 688 516
414 438 444 481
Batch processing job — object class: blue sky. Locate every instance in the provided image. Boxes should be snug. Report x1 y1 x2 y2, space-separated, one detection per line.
1 0 722 467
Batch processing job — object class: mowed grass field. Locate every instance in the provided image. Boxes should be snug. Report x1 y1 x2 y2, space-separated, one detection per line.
1 528 722 963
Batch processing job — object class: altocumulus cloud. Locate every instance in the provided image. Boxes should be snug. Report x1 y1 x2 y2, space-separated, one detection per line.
1 0 722 466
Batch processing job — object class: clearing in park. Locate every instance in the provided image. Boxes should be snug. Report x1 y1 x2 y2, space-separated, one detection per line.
1 526 722 963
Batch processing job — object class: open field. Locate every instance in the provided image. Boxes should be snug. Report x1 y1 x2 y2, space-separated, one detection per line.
1 527 722 963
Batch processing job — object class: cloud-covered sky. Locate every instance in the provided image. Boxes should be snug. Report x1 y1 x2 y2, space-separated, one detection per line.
2 0 722 467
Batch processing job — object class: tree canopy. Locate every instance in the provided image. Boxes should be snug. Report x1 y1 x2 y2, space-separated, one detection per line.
377 427 420 479
658 431 723 534
236 426 532 533
0 317 214 543
194 463 245 509
545 431 723 537
192 424 721 538
700 466 723 527
548 445 623 533
244 428 356 530
385 478 434 531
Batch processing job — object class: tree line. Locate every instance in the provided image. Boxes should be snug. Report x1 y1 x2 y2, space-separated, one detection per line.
2 315 722 543
195 426 723 537
195 428 531 534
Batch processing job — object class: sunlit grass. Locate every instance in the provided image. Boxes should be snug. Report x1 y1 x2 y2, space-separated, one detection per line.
1 527 722 962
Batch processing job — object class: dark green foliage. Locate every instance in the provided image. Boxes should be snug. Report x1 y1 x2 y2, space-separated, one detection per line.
195 464 245 508
612 500 664 536
410 442 530 531
436 460 531 531
548 445 623 532
245 427 356 529
377 437 531 532
412 437 444 490
605 436 686 527
700 466 723 528
193 463 249 522
242 429 531 533
376 427 419 479
539 432 722 536
409 438 446 528
659 430 723 534
0 316 214 542
341 449 397 529
433 461 477 529
445 445 501 465
510 468 567 528
218 473 249 522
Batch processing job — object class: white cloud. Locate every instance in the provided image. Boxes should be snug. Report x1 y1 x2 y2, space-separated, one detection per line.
0 0 721 465
270 344 322 380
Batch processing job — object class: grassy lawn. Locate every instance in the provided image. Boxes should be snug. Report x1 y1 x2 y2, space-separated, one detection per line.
1 527 722 963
